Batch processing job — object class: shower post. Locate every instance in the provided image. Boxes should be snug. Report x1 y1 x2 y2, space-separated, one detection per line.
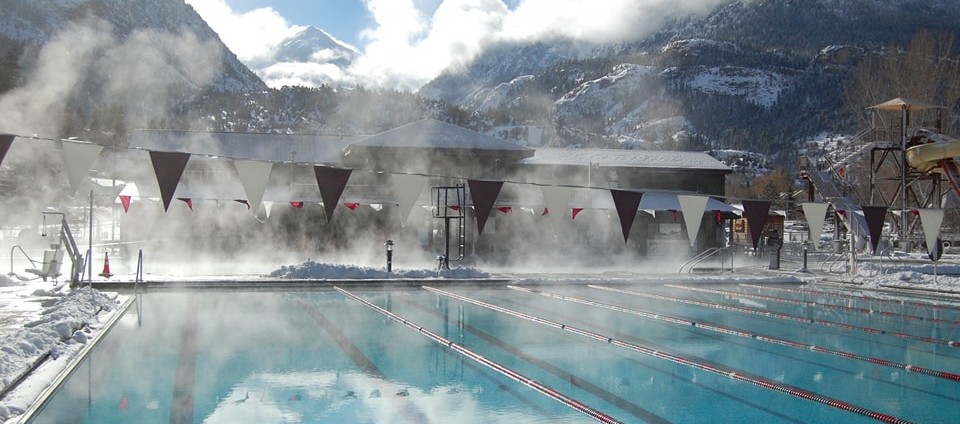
384 240 394 272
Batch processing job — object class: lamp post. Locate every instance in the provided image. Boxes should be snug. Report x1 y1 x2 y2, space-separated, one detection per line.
384 240 394 272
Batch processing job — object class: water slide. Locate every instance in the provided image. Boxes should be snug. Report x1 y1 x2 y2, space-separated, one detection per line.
905 133 960 197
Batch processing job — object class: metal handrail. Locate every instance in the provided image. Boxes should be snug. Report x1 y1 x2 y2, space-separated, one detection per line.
135 249 144 327
679 247 730 274
9 245 39 276
135 249 144 284
819 251 848 273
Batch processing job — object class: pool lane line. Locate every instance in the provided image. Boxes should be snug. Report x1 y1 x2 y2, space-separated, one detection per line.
398 296 670 424
169 299 198 424
432 341 556 417
668 284 960 326
591 285 960 349
486 294 809 424
295 299 385 376
332 287 624 424
295 299 434 424
495 292 960 407
739 283 960 314
508 285 960 383
424 287 917 424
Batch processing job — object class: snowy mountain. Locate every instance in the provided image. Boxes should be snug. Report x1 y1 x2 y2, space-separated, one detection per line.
418 0 960 164
0 0 265 93
251 26 360 88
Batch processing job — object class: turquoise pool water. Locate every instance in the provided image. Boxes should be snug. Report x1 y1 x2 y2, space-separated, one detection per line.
24 282 960 423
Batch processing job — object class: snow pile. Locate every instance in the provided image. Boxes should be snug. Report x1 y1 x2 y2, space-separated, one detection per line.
853 261 960 293
268 260 489 280
0 286 121 420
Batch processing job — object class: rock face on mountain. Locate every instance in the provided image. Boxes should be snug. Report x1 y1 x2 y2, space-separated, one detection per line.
418 0 960 163
0 0 265 93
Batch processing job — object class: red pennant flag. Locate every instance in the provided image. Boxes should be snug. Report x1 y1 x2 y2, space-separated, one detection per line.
861 205 889 255
742 199 772 250
119 195 131 213
235 199 251 209
344 202 360 211
542 207 549 216
0 134 14 168
610 189 643 243
448 205 461 212
572 208 584 220
467 180 504 234
149 151 191 212
314 166 352 222
496 206 512 214
290 201 304 209
177 198 193 211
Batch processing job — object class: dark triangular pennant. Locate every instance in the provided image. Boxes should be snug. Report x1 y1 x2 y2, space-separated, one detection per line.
610 189 643 243
0 134 14 168
742 200 771 250
861 206 888 255
467 180 503 234
314 166 352 222
149 151 191 212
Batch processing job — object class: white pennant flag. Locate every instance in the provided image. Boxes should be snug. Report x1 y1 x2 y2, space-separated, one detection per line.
918 209 945 258
541 186 574 221
61 141 104 194
234 160 273 215
678 195 708 247
389 174 427 226
261 201 275 219
801 202 829 248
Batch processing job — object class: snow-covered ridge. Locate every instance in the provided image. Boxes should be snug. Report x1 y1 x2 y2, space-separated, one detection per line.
662 66 791 109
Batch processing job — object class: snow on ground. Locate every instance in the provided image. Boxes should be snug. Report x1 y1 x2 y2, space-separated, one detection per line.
268 260 489 280
0 275 123 421
1 258 960 422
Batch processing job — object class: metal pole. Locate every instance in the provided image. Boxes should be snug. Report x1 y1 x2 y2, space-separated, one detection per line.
901 105 908 252
88 189 94 286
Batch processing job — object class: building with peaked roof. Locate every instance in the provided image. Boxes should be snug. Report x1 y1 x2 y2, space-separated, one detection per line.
343 119 535 179
125 121 732 264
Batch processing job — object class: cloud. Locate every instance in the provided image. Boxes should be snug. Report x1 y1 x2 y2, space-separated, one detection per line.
189 0 734 91
185 0 303 62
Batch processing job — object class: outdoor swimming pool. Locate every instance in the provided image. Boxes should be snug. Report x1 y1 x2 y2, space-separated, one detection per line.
21 282 960 423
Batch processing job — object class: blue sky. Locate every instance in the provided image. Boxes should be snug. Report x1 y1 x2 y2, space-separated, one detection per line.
185 0 729 90
221 1 378 47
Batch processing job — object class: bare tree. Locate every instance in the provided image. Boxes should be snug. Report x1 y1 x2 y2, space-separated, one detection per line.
843 30 960 135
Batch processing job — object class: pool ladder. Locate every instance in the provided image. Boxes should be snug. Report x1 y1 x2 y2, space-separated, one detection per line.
679 247 732 273
134 249 144 326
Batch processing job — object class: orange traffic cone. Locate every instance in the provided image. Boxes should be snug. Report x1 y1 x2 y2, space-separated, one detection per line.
98 252 114 278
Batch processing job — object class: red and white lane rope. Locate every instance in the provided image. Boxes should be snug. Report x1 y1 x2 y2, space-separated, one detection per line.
739 283 960 314
333 286 623 424
590 285 960 349
424 286 915 424
668 284 960 326
507 285 960 383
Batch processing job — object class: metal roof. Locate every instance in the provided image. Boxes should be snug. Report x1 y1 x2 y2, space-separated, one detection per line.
345 119 534 154
129 129 359 165
521 148 731 172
